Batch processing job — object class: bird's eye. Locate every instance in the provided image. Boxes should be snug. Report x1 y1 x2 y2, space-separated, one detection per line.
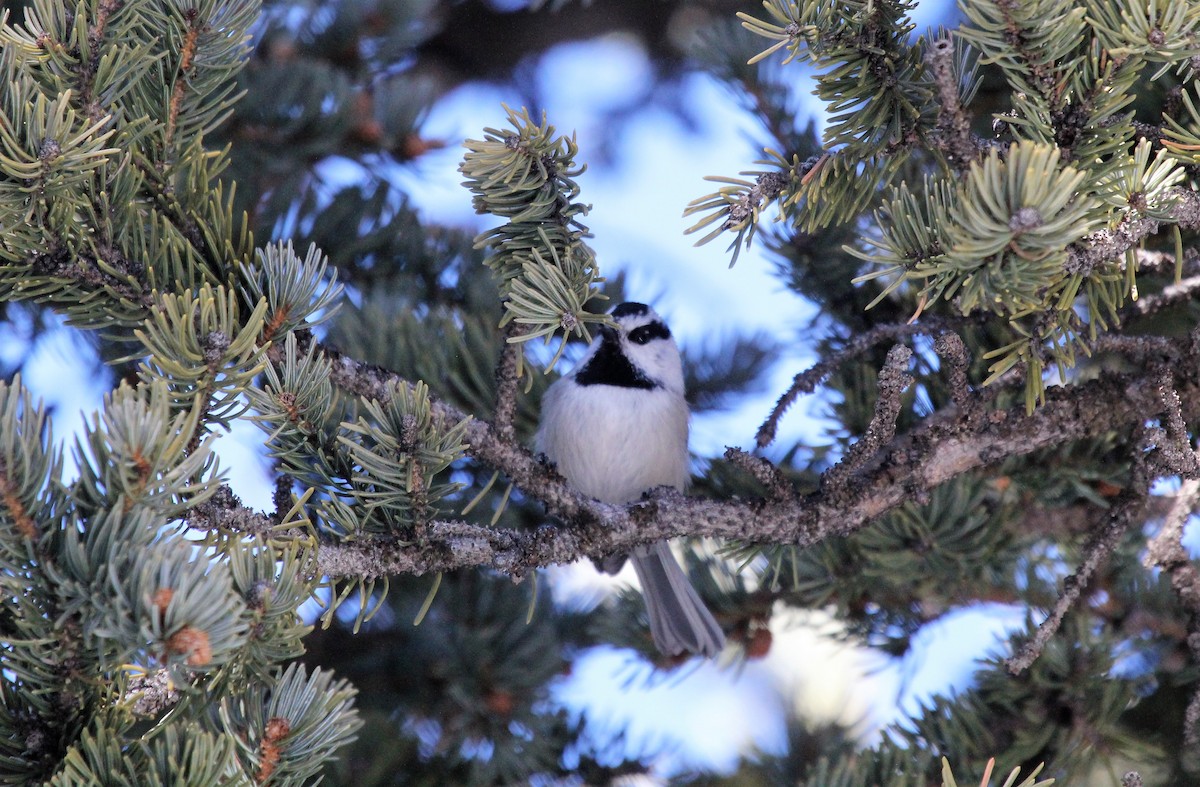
627 322 670 345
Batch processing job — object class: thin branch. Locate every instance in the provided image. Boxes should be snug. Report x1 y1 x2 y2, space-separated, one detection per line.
1147 477 1200 611
1123 273 1200 321
1188 692 1200 750
292 333 1200 577
492 325 526 443
1144 470 1200 746
188 485 279 538
1153 367 1200 478
1144 477 1200 608
0 458 38 539
1089 333 1178 364
271 472 294 525
1005 383 1200 676
723 447 793 500
925 35 979 171
933 331 976 420
27 246 150 309
1067 188 1200 277
756 319 951 449
182 328 1200 603
76 0 123 122
316 336 589 519
165 12 202 147
1129 248 1177 274
1005 490 1144 675
822 344 913 491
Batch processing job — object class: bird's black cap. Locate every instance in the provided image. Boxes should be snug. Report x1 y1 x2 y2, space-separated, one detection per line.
610 302 650 320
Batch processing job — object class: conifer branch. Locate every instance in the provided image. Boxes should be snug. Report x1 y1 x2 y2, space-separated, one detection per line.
0 458 38 539
166 11 204 148
8 0 1200 776
77 0 122 122
244 333 1200 582
1006 394 1196 676
1066 187 1200 275
20 243 151 320
128 157 214 262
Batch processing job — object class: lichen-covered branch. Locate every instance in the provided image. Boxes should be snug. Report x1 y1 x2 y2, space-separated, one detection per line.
1144 471 1200 745
200 331 1200 585
755 317 958 449
1067 187 1200 277
924 36 980 171
821 344 913 490
492 325 526 443
1005 489 1144 675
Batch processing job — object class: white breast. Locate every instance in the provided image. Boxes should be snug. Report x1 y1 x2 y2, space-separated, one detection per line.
536 381 689 504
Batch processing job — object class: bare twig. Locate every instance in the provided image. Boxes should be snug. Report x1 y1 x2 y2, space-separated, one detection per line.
189 485 280 538
1089 333 1179 365
933 331 976 419
925 35 980 171
1006 490 1144 675
1153 368 1200 478
756 320 949 449
1145 479 1200 576
1130 248 1176 273
1144 479 1200 616
1067 188 1200 278
1144 472 1200 745
1123 273 1200 321
1188 692 1200 750
723 447 793 500
822 344 913 492
493 325 526 443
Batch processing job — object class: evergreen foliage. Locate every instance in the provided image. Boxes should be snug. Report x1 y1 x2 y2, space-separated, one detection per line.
3 0 1200 784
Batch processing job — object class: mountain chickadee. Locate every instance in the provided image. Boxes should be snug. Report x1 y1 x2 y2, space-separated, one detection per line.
536 302 725 658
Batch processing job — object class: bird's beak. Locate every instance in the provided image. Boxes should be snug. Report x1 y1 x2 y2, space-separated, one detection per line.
599 323 619 342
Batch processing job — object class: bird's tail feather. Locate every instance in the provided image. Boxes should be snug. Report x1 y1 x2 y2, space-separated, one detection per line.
631 541 725 658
